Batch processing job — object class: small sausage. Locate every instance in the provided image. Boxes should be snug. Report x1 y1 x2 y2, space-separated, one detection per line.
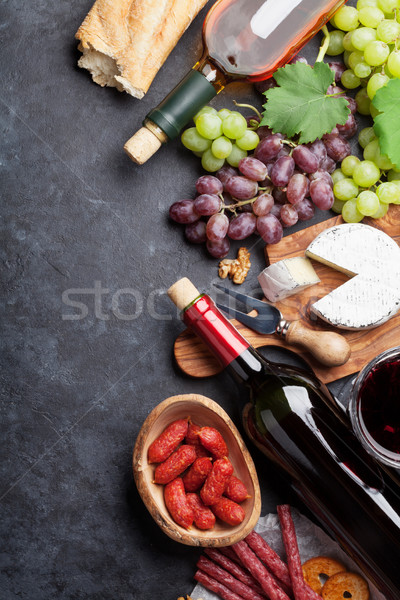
154 445 196 485
200 457 234 506
164 478 194 529
182 456 213 492
148 418 188 463
224 475 250 503
198 426 229 459
187 493 216 530
185 422 210 458
211 497 245 526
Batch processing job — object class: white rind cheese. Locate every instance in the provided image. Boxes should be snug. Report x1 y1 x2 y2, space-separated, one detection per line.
258 256 320 302
305 223 400 329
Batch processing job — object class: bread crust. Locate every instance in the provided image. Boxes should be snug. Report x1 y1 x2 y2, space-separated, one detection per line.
75 0 209 98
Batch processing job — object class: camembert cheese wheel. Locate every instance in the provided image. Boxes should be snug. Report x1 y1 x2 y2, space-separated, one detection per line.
305 223 400 329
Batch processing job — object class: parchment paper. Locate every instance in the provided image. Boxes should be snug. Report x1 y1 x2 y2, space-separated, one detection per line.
189 508 386 600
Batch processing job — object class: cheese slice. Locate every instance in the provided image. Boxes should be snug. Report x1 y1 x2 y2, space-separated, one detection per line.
305 223 400 329
258 256 320 302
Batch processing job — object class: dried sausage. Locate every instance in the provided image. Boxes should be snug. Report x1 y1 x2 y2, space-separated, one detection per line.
185 422 210 458
224 475 250 503
164 478 194 529
200 457 234 506
245 530 292 591
154 444 196 485
198 426 229 459
211 497 245 526
204 549 265 596
197 556 266 600
186 493 216 530
148 418 188 463
194 569 244 600
182 456 213 492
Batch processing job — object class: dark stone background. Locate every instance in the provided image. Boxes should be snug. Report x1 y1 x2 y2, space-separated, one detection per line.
1 1 363 598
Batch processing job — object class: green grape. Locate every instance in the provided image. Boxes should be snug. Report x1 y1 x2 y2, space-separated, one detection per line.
226 144 247 168
343 32 356 52
236 130 260 151
364 40 390 65
376 19 400 42
343 50 352 67
378 0 400 12
370 104 381 119
331 168 347 185
222 112 247 139
365 138 395 169
181 127 212 152
371 202 389 218
375 149 395 170
388 169 400 181
376 181 400 203
334 6 360 31
357 0 379 8
351 27 377 50
196 113 223 139
387 49 400 77
193 151 204 158
341 69 361 88
348 50 365 70
356 190 380 215
326 30 346 55
333 178 359 201
342 198 364 222
217 108 231 121
201 148 225 172
341 155 361 176
363 138 380 161
193 105 218 123
366 72 389 98
358 6 385 27
211 136 233 159
358 126 376 148
354 62 372 78
332 198 346 214
352 160 381 187
355 87 371 114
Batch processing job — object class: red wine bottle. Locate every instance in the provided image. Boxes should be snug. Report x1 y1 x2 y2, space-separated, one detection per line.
125 0 348 163
168 278 400 600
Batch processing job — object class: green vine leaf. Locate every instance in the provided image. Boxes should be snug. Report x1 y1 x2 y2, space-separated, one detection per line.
372 78 400 170
260 62 350 144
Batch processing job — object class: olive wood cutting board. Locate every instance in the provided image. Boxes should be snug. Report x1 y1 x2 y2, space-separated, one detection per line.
173 206 400 383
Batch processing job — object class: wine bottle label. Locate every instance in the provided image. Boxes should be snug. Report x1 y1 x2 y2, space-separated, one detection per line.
183 295 249 367
251 0 302 40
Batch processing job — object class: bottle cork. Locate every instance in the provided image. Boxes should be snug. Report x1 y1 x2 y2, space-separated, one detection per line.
124 121 168 164
168 278 201 311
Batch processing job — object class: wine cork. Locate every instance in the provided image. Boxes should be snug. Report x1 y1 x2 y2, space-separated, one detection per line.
124 124 167 164
168 278 200 311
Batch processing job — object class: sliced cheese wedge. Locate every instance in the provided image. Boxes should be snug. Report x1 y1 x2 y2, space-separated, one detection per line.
305 223 400 329
258 256 320 302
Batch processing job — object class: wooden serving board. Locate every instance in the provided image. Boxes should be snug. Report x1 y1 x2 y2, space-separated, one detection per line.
174 206 400 384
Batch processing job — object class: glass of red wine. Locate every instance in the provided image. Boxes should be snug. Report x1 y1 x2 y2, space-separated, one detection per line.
349 346 400 468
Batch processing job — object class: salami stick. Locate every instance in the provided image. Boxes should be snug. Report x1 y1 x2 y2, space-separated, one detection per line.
232 541 291 600
204 548 267 596
245 530 292 590
197 556 266 600
194 569 245 600
277 505 321 600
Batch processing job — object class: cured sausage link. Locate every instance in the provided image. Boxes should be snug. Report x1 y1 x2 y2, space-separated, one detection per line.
277 505 321 600
194 569 245 600
204 548 267 597
232 540 291 600
245 530 292 591
197 556 266 600
154 444 196 484
148 418 188 463
164 478 194 529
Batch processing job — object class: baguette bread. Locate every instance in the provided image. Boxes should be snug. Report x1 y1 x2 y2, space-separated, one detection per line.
75 0 209 99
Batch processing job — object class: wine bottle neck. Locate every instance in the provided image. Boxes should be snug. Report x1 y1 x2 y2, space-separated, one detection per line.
182 294 265 385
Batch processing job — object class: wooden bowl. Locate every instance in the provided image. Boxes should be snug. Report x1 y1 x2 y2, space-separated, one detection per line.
133 393 261 546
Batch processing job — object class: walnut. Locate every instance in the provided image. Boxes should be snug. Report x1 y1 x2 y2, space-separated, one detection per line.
218 247 251 284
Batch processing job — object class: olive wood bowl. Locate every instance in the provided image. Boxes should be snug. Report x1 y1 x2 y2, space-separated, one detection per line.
133 393 261 546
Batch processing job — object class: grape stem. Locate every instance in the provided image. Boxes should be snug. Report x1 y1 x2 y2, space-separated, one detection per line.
316 26 330 64
233 100 262 121
221 196 258 212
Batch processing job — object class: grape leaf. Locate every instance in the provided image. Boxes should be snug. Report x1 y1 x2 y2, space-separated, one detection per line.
260 62 349 144
372 78 400 170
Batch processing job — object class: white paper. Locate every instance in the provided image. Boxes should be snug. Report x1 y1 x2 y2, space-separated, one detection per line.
190 509 386 600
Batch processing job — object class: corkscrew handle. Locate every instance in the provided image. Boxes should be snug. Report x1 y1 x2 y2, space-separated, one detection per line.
277 320 351 367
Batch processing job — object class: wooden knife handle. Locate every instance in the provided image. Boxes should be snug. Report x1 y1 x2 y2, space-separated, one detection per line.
284 320 351 367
